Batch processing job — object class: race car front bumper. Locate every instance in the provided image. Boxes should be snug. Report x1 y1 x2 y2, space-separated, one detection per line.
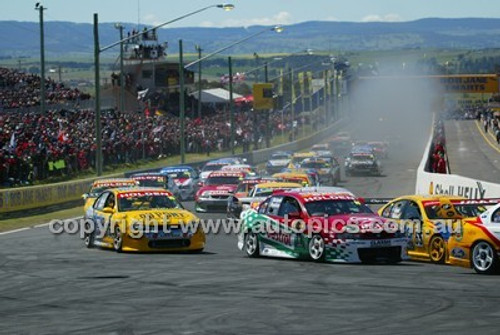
196 197 231 212
325 237 409 263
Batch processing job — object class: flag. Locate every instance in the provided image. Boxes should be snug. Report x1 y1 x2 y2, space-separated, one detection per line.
306 71 313 96
137 88 149 101
298 72 305 96
9 132 16 149
58 130 68 143
278 69 283 96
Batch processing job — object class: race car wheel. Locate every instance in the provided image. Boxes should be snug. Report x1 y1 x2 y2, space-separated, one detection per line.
429 235 446 264
83 227 94 249
113 226 123 252
244 232 260 258
472 241 499 275
309 234 325 262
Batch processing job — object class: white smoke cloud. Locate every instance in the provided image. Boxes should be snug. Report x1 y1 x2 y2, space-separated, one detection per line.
361 14 402 22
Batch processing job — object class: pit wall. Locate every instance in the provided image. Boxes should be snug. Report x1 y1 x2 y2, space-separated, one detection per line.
415 115 500 198
1 118 348 214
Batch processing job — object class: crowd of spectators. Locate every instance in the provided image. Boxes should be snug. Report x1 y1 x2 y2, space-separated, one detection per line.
0 67 324 187
0 67 90 110
0 106 309 186
427 119 448 174
480 109 500 144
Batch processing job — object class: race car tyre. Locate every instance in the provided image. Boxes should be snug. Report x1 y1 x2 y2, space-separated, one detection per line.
471 241 499 275
83 227 94 249
113 226 123 253
308 234 325 262
429 235 446 264
244 232 260 258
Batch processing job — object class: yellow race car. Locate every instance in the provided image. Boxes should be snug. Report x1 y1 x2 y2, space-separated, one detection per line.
83 178 139 212
287 152 316 168
272 172 313 187
83 187 205 252
377 195 487 264
447 200 500 274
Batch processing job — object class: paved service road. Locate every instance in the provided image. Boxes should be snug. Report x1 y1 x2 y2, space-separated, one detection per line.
2 113 500 334
446 120 500 183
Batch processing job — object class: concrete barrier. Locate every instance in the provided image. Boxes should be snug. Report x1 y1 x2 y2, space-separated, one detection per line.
415 115 500 198
0 173 123 215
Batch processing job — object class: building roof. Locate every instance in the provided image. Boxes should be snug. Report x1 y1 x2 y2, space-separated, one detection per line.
189 88 243 104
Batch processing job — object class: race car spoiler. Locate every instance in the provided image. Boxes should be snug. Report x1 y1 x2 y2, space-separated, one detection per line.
362 198 393 205
451 198 500 206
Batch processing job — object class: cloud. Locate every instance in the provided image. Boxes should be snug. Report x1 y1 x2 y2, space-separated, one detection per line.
142 14 163 27
201 11 293 28
324 16 339 22
361 14 402 22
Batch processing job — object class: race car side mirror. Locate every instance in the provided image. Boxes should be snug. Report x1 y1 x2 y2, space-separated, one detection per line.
82 193 89 200
102 207 115 214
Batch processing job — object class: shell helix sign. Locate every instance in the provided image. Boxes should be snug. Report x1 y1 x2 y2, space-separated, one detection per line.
253 83 274 110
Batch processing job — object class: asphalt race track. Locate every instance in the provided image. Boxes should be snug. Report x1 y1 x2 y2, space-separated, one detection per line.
2 117 500 334
446 119 500 183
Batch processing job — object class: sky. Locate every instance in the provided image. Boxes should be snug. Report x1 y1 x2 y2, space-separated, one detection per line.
2 0 500 27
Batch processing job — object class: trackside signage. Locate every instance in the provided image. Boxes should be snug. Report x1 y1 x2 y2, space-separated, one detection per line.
438 75 499 94
417 172 500 199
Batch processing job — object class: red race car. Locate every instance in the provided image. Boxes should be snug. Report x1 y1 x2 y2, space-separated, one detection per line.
195 171 247 212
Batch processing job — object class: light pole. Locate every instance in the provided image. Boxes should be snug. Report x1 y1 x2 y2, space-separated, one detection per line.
35 3 46 115
93 3 234 175
182 25 284 159
115 23 125 114
195 45 203 119
228 56 235 154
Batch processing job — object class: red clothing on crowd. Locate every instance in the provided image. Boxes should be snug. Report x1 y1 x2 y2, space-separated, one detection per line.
436 156 447 174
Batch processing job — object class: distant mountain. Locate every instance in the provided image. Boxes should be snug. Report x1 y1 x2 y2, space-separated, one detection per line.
1 18 500 57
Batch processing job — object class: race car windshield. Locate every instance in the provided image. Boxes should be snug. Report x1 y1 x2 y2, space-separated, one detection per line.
136 179 165 188
305 200 373 216
118 195 182 212
168 172 190 179
351 156 374 163
424 204 487 219
90 184 132 194
236 183 250 193
291 157 306 164
206 176 241 185
202 164 225 172
301 162 328 169
271 154 290 159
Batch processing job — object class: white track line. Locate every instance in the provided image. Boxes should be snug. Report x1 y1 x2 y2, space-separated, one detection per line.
0 216 83 236
0 227 30 236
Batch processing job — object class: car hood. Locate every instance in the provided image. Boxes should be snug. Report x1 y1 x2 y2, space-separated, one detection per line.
268 159 291 166
198 185 237 194
122 209 198 226
172 177 192 185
